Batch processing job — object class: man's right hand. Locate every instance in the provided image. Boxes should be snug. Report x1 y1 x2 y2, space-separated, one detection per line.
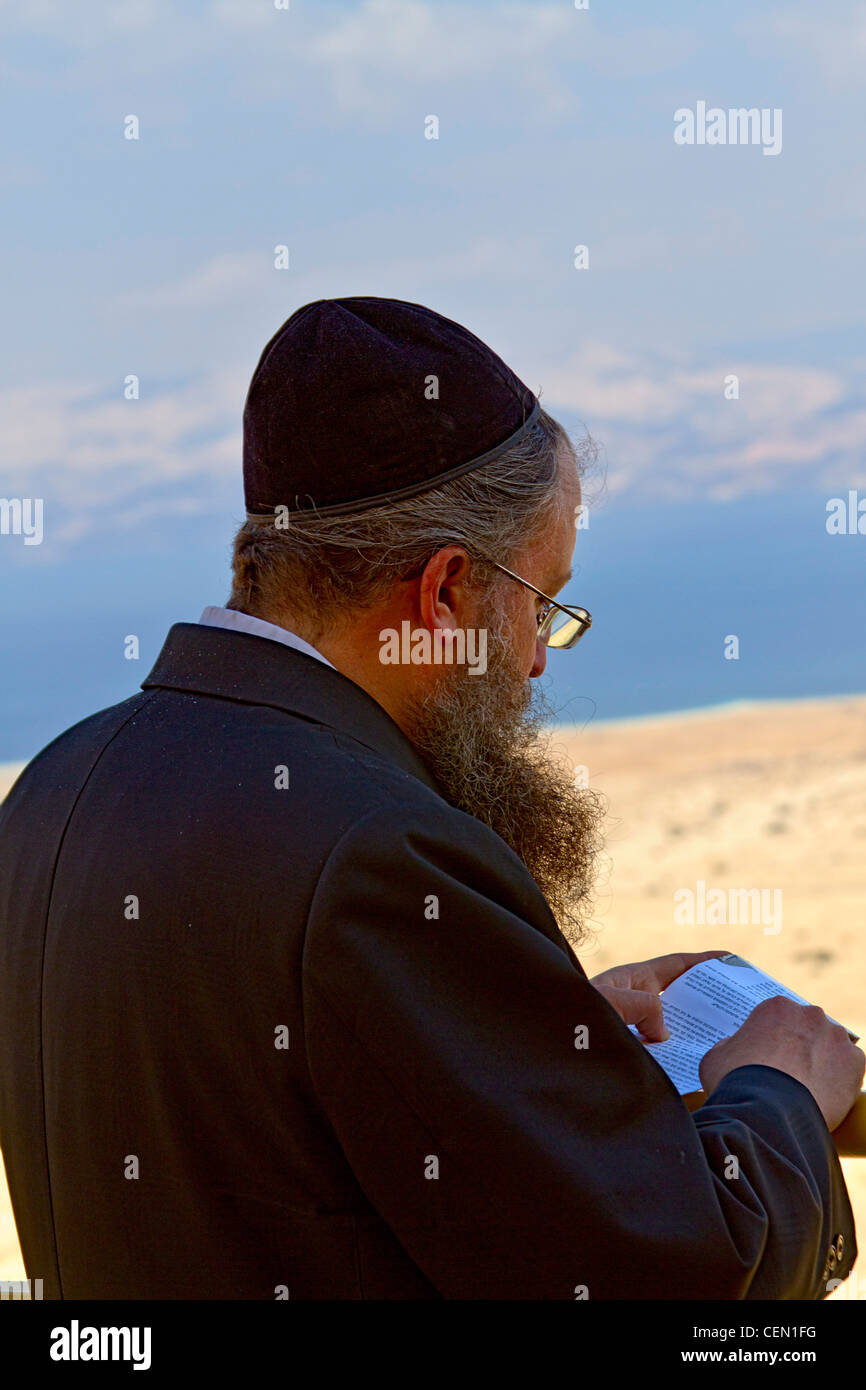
699 995 866 1133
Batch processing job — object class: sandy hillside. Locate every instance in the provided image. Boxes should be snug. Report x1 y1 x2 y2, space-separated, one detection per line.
551 694 866 1300
2 695 865 1297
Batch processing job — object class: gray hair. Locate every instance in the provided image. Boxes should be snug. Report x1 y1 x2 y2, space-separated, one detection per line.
226 406 585 627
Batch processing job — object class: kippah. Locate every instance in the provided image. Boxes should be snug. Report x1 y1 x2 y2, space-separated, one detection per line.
243 296 539 520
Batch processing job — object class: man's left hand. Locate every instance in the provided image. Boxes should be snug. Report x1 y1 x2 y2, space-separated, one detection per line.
589 950 729 1042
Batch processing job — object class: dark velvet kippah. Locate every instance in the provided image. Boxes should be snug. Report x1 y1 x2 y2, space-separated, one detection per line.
243 296 539 519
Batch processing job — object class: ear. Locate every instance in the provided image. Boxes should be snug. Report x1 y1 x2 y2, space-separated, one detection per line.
417 546 474 632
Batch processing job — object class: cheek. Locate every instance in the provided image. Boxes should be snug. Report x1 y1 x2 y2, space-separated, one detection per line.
489 587 538 672
516 598 540 663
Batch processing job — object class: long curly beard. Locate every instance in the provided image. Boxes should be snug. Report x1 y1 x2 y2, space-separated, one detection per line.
401 586 605 952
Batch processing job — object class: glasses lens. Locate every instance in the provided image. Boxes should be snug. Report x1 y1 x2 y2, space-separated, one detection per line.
544 609 591 649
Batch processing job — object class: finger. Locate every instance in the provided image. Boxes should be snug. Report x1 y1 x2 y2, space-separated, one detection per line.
603 987 670 1042
630 950 730 994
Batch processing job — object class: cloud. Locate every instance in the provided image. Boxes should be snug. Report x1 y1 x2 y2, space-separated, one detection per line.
0 0 696 124
0 370 244 529
2 343 863 558
545 347 845 424
541 345 866 499
114 252 267 311
304 0 576 119
738 2 866 87
109 237 546 325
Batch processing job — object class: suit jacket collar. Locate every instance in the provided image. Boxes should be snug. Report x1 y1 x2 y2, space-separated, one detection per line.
141 622 441 794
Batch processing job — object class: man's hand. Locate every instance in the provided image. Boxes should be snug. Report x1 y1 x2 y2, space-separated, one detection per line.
589 950 729 1042
700 996 865 1131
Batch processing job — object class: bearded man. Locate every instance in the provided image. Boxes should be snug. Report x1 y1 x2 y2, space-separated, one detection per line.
0 297 859 1300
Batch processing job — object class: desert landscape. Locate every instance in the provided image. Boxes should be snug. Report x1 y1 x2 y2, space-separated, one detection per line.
2 691 865 1298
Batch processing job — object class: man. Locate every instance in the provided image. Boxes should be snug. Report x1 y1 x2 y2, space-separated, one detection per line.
0 296 861 1299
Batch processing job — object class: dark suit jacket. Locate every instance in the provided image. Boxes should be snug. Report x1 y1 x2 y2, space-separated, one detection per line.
0 622 855 1298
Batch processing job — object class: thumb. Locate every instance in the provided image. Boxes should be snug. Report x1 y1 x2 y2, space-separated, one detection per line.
599 986 670 1042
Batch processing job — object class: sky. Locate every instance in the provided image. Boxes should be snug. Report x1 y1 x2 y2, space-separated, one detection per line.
1 0 864 760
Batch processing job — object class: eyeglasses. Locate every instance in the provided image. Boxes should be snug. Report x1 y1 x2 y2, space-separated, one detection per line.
410 543 592 650
489 561 592 649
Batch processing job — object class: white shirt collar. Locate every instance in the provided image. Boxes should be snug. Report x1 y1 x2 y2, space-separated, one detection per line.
198 606 336 670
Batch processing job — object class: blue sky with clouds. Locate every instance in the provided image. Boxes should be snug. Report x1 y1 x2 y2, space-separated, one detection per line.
1 0 865 757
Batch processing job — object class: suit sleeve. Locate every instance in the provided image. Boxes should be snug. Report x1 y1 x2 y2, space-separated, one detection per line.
302 800 856 1299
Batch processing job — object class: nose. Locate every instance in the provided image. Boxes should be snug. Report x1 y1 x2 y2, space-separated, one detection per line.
529 638 547 678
